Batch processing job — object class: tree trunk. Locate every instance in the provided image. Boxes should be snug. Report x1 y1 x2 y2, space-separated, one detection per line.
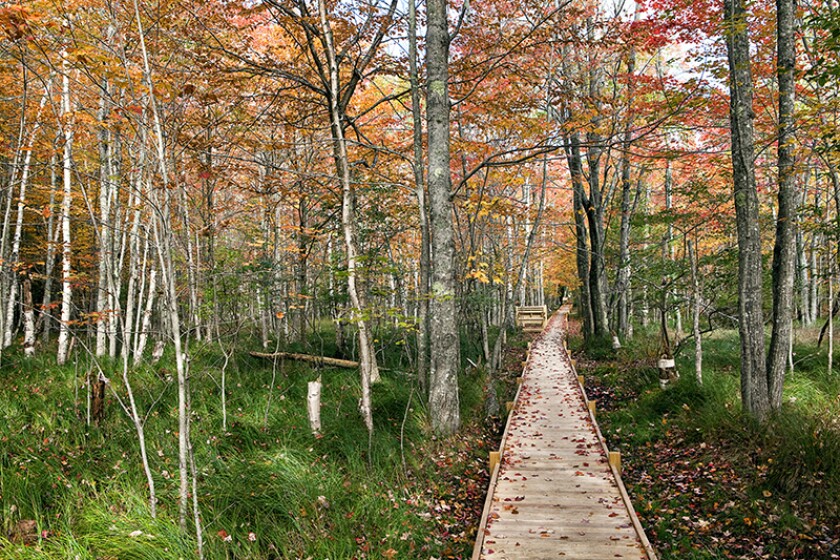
724 0 769 417
40 152 59 343
4 85 49 348
688 239 702 384
830 262 835 374
57 53 74 366
109 129 125 359
515 155 549 313
96 83 112 358
616 29 637 340
134 0 192 527
566 134 593 340
0 63 28 358
766 0 797 410
122 152 145 360
134 266 156 364
22 277 35 357
317 0 377 434
180 186 201 342
426 0 460 435
307 379 322 434
662 162 682 335
409 0 431 391
797 227 810 324
584 173 609 338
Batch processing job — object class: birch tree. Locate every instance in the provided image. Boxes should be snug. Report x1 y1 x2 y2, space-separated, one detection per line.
56 51 74 366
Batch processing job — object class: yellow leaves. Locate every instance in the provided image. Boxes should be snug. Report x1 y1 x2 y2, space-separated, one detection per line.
466 268 490 284
465 256 505 285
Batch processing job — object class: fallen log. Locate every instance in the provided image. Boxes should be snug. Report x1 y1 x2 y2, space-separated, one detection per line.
249 351 359 369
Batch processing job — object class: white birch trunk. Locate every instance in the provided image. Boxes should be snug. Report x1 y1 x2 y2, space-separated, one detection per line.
0 65 29 356
688 239 702 384
307 379 322 434
117 294 159 518
122 185 141 359
22 278 35 357
41 152 59 342
180 187 201 341
134 0 194 528
96 88 111 358
109 131 123 359
317 0 378 433
257 288 269 349
4 83 50 348
134 240 155 364
56 54 74 366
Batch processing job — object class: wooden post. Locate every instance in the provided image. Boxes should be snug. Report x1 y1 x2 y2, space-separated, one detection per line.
516 377 523 386
490 451 500 472
577 374 584 385
570 358 577 369
506 401 514 413
588 400 596 416
609 451 622 474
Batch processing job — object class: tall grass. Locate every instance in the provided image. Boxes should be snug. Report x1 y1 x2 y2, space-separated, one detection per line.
0 325 497 559
580 326 840 520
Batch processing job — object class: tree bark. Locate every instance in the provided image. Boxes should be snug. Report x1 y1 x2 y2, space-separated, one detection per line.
317 0 377 434
22 277 35 357
427 0 460 435
4 83 50 349
409 0 431 391
616 20 638 340
766 0 797 410
134 0 192 527
797 226 810 324
566 134 593 340
57 53 74 366
688 238 702 384
96 82 112 358
724 0 769 417
40 152 59 343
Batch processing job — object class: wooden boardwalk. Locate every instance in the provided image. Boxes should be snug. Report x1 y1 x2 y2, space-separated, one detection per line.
472 308 657 560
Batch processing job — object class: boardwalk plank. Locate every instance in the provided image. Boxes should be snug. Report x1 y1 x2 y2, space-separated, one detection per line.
474 308 656 560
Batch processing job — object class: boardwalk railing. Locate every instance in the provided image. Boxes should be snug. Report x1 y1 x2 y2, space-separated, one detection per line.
472 307 658 560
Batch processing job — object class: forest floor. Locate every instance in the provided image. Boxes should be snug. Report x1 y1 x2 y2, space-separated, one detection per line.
0 328 525 559
571 321 840 560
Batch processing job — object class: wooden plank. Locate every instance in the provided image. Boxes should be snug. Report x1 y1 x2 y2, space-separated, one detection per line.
474 308 657 560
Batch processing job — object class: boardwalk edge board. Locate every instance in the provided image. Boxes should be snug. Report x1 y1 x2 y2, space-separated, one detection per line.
471 307 659 560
